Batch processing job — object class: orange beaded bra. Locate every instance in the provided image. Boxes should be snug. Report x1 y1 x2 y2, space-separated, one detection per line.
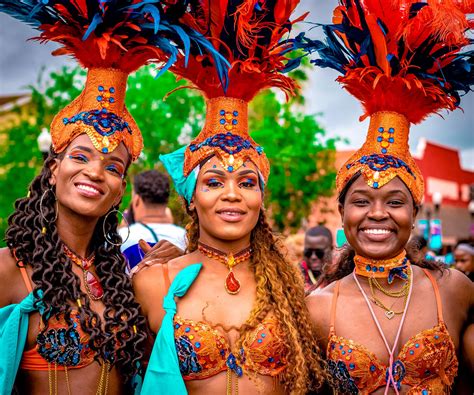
327 269 458 394
156 262 287 380
174 315 287 380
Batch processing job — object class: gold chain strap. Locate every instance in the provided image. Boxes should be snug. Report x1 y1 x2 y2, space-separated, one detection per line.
226 368 239 395
47 361 110 395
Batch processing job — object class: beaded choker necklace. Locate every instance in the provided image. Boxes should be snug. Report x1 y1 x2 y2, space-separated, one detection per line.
63 245 104 301
197 241 252 295
354 250 408 282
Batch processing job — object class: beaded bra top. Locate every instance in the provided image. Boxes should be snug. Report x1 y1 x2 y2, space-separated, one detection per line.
20 310 95 371
327 269 458 394
17 266 95 371
174 315 287 380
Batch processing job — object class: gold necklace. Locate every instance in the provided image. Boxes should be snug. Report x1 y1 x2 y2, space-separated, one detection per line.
198 241 252 295
368 266 412 320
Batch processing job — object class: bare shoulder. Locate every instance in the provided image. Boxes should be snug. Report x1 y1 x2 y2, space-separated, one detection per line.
0 247 27 306
132 251 202 333
166 251 202 283
436 268 473 301
306 281 337 335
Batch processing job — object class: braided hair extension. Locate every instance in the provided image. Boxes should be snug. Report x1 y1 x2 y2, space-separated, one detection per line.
185 208 326 394
5 150 147 386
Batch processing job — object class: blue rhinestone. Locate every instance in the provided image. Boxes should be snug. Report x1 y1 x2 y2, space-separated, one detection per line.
409 350 414 355
268 357 274 362
195 342 201 348
378 127 384 132
258 339 263 343
98 85 104 91
261 333 266 338
101 108 107 113
388 137 394 143
220 349 225 356
63 118 68 123
97 96 103 101
377 136 383 142
109 87 115 93
372 267 378 272
342 351 346 355
109 97 115 103
349 363 355 369
370 365 376 372
339 345 343 350
185 327 190 332
232 119 237 125
220 119 226 124
373 182 379 188
366 265 371 271
389 127 394 133
379 267 385 272
348 349 352 353
422 390 428 395
233 111 238 116
415 343 419 348
425 370 430 375
220 110 225 115
175 324 180 329
381 148 387 154
434 335 439 339
102 148 108 153
228 166 234 172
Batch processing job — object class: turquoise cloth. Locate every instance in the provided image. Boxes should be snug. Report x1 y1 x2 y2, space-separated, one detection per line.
0 291 43 395
160 147 198 204
141 263 202 395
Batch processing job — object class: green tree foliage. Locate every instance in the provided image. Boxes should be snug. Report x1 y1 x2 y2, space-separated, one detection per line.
0 64 336 245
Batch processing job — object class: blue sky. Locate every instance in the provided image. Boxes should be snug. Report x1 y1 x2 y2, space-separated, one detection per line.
0 0 472 168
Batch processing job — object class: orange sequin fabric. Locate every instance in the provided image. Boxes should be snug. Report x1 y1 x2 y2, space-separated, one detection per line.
183 97 270 182
51 68 143 161
336 111 424 204
327 270 458 394
20 310 95 371
173 315 287 380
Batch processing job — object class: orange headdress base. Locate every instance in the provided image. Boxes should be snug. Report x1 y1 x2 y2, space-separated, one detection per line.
183 97 270 182
51 68 142 161
337 112 424 205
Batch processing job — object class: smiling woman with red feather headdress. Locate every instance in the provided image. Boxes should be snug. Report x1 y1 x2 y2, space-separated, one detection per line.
131 1 327 394
0 1 228 394
305 0 474 394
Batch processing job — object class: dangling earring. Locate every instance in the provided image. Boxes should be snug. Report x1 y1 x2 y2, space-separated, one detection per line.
188 203 195 211
40 188 58 234
103 209 130 246
411 223 415 230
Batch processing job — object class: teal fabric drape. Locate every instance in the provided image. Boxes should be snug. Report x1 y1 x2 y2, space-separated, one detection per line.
0 291 43 395
141 263 202 395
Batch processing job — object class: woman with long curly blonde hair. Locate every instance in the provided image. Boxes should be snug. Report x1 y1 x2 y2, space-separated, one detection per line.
134 151 326 394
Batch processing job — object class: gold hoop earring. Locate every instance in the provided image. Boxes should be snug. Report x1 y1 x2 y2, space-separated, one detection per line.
103 209 130 246
40 188 58 223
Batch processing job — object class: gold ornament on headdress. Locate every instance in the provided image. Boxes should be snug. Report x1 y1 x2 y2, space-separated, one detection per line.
183 97 270 182
337 112 424 204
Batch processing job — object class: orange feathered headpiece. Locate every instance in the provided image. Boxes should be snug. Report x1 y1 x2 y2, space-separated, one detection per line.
169 0 307 182
309 0 474 204
2 1 221 161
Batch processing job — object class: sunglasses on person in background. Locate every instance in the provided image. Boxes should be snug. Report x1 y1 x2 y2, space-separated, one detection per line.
304 248 327 259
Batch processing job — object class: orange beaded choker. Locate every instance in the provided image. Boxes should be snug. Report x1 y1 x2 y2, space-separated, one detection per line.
354 250 409 282
198 242 252 295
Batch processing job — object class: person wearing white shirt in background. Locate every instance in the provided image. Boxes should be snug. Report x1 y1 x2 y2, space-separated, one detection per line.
119 170 186 271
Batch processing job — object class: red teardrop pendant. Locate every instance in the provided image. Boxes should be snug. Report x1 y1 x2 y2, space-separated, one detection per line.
225 271 241 294
84 270 104 300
